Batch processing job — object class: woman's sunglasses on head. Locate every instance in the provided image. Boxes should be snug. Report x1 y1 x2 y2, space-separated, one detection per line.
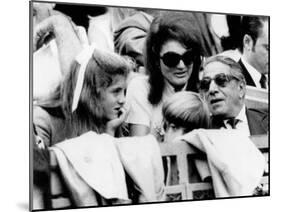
199 73 240 92
160 50 196 68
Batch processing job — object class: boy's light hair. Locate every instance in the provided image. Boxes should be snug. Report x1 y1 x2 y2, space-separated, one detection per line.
162 91 210 133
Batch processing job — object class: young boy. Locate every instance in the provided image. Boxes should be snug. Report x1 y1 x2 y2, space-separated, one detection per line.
162 91 211 192
162 91 210 143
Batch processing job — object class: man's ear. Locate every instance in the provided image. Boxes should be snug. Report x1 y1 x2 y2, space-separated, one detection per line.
243 34 254 52
238 81 246 99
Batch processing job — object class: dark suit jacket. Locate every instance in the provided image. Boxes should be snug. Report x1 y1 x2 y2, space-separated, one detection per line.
246 107 268 135
211 107 268 135
238 59 256 87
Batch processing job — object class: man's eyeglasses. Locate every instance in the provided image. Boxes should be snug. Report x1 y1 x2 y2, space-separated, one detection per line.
160 51 196 68
199 73 240 92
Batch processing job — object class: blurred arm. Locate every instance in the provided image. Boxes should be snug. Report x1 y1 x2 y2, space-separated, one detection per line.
33 14 83 75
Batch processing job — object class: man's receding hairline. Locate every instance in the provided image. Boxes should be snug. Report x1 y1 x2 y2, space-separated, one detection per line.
203 60 232 73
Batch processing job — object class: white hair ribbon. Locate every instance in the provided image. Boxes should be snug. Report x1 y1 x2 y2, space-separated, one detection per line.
71 43 96 112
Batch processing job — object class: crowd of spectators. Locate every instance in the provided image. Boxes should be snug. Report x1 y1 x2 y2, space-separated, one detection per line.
32 2 269 210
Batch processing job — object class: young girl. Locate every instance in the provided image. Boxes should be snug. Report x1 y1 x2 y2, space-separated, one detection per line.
34 47 131 146
33 47 132 207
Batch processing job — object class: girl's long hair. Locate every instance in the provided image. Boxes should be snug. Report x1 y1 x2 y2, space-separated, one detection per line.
37 49 131 138
64 49 131 137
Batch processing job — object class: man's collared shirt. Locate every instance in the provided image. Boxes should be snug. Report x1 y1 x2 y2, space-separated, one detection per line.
223 105 250 136
241 57 268 89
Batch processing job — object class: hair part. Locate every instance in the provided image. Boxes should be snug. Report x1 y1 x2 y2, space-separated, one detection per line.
162 91 210 133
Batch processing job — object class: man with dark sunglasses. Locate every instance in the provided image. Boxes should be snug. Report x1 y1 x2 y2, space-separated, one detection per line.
199 55 268 135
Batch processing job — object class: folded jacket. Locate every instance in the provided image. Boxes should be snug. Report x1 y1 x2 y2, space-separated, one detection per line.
178 129 266 197
115 134 166 202
51 131 129 202
49 132 165 206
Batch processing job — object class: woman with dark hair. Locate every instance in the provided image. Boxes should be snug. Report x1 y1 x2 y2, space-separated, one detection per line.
125 11 204 140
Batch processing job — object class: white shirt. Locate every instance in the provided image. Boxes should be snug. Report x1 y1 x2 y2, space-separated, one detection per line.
241 57 267 89
223 105 250 136
125 75 186 138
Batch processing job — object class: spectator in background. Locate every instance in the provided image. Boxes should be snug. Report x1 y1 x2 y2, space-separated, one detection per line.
87 7 138 51
125 11 205 140
114 10 155 71
54 4 112 50
238 16 269 89
199 55 268 136
54 4 138 51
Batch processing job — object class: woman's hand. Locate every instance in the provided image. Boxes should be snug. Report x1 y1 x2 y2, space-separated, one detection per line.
105 107 128 136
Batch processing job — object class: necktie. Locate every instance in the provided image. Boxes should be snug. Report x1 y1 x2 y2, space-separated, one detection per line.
259 74 267 89
226 118 239 129
212 117 225 129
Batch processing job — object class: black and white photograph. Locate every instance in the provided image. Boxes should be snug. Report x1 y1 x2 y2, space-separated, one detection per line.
30 0 270 211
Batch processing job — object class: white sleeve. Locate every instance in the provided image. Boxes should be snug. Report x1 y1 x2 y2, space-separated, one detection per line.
125 76 152 127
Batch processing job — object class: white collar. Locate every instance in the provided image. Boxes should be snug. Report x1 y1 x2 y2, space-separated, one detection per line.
223 105 249 136
236 105 248 123
241 57 262 89
223 105 247 125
